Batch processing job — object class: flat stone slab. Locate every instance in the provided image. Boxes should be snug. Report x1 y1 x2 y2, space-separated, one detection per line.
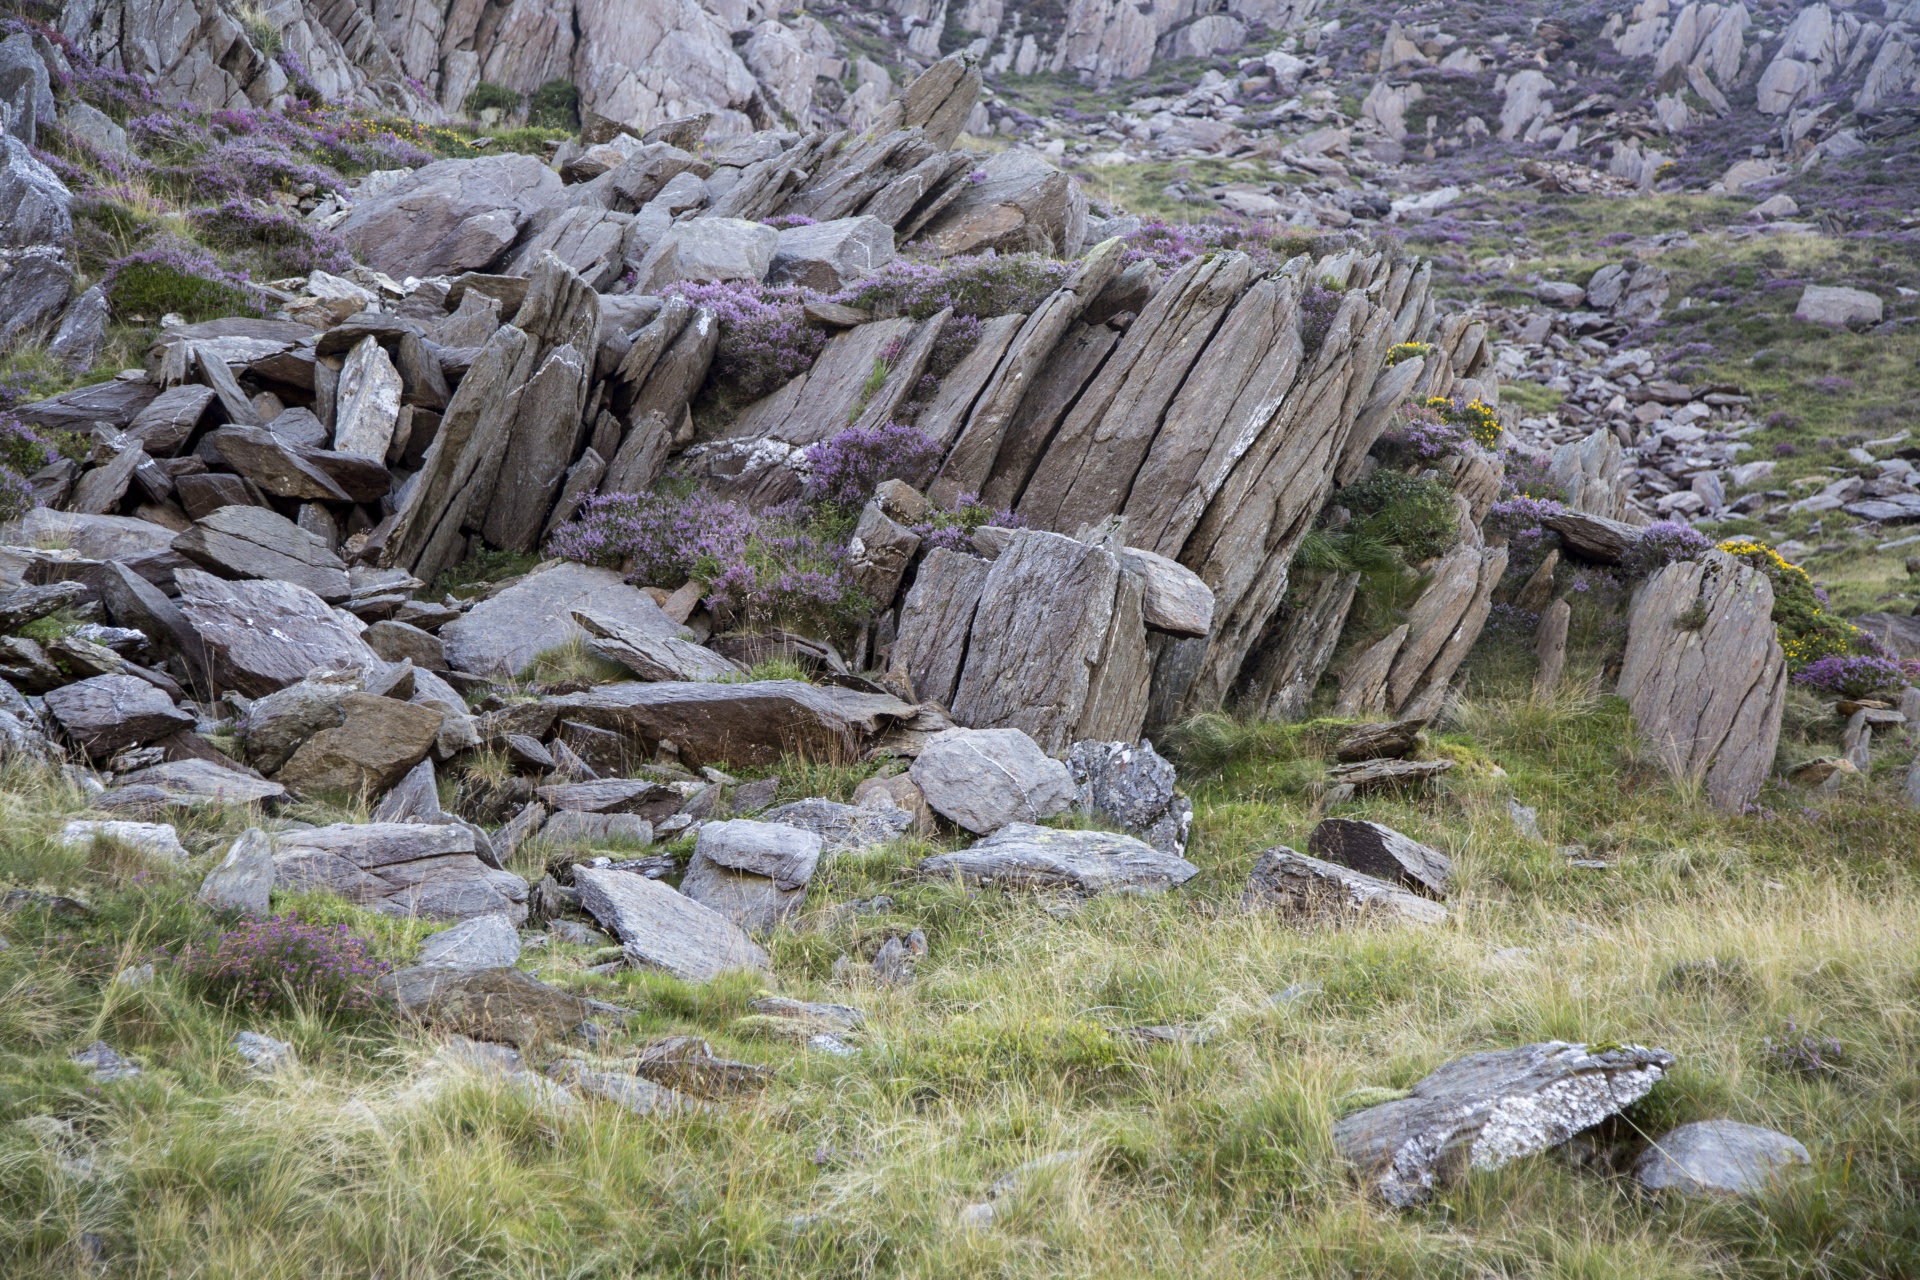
573 607 742 681
572 864 769 980
43 674 193 757
416 913 522 971
762 798 913 852
174 568 381 697
273 822 529 923
549 680 914 768
440 563 684 679
1333 1041 1676 1206
58 819 186 860
108 759 287 808
1634 1120 1810 1197
919 823 1198 893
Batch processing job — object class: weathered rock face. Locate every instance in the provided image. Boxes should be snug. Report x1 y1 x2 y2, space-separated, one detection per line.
274 693 443 798
915 149 1088 258
273 823 530 923
919 822 1199 893
1618 550 1786 811
679 819 822 932
43 674 193 758
762 797 914 852
908 727 1077 834
199 828 274 916
1066 738 1191 854
572 864 769 980
173 505 351 602
1333 1041 1676 1206
1306 818 1451 897
767 216 897 291
0 136 70 250
548 680 913 768
339 155 563 279
1242 846 1446 925
174 568 380 697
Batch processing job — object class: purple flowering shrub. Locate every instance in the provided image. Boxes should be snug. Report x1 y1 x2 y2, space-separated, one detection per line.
763 214 817 229
1299 283 1344 352
1792 654 1919 700
1623 520 1712 575
1119 217 1321 273
671 280 826 406
547 488 870 634
914 492 1025 552
1487 493 1566 581
1501 450 1567 502
102 236 266 321
0 413 52 522
802 421 944 509
183 915 390 1017
835 255 1071 322
1374 401 1468 464
187 200 353 278
1761 1017 1844 1077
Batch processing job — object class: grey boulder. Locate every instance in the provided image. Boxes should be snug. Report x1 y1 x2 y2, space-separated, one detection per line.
631 217 778 292
572 864 769 980
1307 818 1451 898
0 135 69 248
679 818 822 932
920 823 1198 893
1067 738 1192 855
198 828 274 916
762 797 914 852
338 154 563 279
43 674 193 758
416 913 522 971
1333 1041 1676 1206
909 726 1077 834
767 216 896 291
272 822 529 923
1634 1120 1810 1197
440 563 684 679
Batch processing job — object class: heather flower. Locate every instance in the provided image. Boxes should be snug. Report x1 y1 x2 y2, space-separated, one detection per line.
1624 520 1712 575
913 492 1025 552
802 421 943 509
1299 283 1344 352
1792 654 1918 699
183 915 390 1018
188 199 353 276
669 280 826 404
834 254 1071 322
102 236 266 321
1501 450 1566 502
1761 1017 1844 1077
1374 401 1467 463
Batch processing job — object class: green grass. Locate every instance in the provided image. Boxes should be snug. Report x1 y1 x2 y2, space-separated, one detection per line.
3 640 1917 1275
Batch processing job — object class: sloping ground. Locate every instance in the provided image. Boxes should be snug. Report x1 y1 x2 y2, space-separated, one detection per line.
1 679 1918 1275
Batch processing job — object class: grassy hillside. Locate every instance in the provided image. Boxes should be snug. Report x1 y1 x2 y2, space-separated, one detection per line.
4 647 1917 1278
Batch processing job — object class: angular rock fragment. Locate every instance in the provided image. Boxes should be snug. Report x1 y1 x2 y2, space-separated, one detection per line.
1618 550 1785 811
761 798 913 852
909 727 1076 834
439 564 681 679
1242 846 1446 925
1332 1041 1675 1206
382 965 588 1046
105 759 286 809
919 823 1198 893
535 777 681 817
1066 738 1191 855
573 607 740 682
551 680 913 768
274 694 443 798
273 823 528 922
572 865 769 980
58 819 186 860
1307 818 1451 897
199 828 274 916
679 819 823 932
415 914 522 971
173 506 350 601
174 568 380 697
43 674 192 757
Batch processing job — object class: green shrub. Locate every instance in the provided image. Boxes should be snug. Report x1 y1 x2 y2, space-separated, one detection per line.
464 82 523 117
526 79 580 131
1337 469 1461 562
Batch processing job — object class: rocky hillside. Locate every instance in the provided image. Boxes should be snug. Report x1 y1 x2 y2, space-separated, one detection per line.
0 3 1917 1276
